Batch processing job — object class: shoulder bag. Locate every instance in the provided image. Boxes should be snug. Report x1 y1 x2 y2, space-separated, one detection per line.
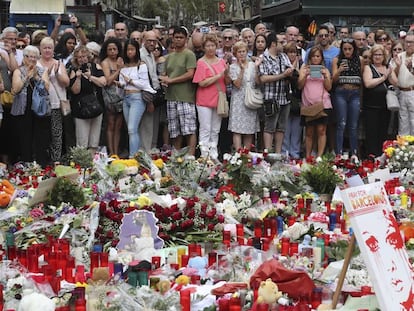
203 60 229 118
244 63 264 110
78 91 103 119
31 80 51 117
371 65 399 111
300 84 327 122
102 84 123 113
50 79 71 116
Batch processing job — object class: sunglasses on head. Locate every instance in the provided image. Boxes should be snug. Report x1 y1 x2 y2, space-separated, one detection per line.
342 38 354 43
16 44 26 49
154 47 162 51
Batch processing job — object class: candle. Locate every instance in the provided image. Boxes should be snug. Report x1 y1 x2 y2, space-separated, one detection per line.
137 270 148 286
236 224 244 245
181 254 190 267
313 247 322 269
208 252 217 267
151 256 161 269
180 289 191 311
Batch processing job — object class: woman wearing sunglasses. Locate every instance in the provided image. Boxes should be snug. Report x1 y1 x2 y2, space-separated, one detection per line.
332 38 363 159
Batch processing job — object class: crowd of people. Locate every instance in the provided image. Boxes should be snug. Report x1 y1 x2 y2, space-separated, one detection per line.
0 16 413 167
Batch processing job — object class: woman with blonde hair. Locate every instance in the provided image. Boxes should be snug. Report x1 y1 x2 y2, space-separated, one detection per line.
228 41 260 150
193 33 228 160
68 45 106 154
363 44 397 156
38 37 70 162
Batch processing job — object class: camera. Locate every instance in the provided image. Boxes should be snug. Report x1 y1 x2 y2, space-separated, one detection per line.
80 63 89 72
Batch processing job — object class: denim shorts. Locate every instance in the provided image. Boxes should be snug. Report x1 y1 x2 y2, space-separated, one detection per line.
264 104 290 133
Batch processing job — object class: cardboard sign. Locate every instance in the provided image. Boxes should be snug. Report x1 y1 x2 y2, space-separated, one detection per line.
341 182 414 311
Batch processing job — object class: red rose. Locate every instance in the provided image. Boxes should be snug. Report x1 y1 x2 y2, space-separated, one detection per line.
180 219 194 229
207 223 215 231
186 198 195 208
170 204 179 212
172 212 182 220
217 214 225 223
187 209 196 219
206 208 217 219
106 231 114 238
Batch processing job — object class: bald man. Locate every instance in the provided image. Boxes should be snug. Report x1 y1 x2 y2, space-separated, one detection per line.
139 30 162 152
190 31 204 60
255 23 267 35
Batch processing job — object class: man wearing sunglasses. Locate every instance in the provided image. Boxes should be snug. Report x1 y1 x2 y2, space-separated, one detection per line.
305 25 339 74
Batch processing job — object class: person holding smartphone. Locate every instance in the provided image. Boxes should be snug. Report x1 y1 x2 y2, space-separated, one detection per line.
298 45 332 158
332 38 363 159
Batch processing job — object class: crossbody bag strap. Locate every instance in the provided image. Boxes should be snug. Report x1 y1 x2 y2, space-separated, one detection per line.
203 59 223 93
370 64 388 90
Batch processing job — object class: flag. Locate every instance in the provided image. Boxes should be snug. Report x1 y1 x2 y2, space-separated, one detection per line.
308 20 317 36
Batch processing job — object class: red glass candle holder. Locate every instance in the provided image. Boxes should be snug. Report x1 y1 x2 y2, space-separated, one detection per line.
222 230 231 244
218 297 230 311
281 237 290 256
90 252 100 274
289 242 299 256
236 224 244 245
208 252 217 267
151 256 161 269
181 254 189 267
188 243 198 257
100 252 109 267
254 220 263 238
7 246 17 262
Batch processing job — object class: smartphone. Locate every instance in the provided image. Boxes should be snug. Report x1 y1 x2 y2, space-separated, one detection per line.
200 26 209 34
309 65 323 78
61 14 71 25
340 59 349 70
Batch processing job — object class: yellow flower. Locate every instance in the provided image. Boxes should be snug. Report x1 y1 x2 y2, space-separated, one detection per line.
385 146 395 158
137 194 152 207
153 158 164 169
405 135 414 144
175 275 190 285
177 157 183 164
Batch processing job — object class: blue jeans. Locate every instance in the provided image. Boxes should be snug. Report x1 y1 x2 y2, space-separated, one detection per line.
334 87 360 155
123 92 146 157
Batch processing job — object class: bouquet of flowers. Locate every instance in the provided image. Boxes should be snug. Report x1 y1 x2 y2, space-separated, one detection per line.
384 135 414 180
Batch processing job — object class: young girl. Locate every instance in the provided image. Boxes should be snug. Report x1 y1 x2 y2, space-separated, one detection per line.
119 39 155 158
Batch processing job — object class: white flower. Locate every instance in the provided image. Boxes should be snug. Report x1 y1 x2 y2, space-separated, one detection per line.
223 153 232 161
222 199 238 216
281 190 289 197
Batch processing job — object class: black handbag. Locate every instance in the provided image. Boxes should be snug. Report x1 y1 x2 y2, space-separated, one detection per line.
78 93 103 119
153 88 166 107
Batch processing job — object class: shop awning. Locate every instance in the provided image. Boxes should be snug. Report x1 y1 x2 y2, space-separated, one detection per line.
10 0 65 14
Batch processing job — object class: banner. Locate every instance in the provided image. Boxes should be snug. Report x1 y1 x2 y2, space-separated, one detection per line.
341 182 414 311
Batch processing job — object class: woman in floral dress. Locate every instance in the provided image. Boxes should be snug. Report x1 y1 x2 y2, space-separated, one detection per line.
228 41 260 151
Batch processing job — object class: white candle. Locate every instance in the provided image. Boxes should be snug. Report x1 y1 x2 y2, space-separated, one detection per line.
313 247 322 269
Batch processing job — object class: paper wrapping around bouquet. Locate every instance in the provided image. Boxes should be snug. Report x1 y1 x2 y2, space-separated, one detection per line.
249 259 315 300
341 182 414 311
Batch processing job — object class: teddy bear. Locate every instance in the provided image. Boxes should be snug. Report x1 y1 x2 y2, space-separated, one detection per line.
257 278 283 305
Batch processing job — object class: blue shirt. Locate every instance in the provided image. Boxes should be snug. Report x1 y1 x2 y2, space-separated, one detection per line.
304 45 339 74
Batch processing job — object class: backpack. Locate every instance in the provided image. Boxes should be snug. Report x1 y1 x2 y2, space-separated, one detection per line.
31 80 51 117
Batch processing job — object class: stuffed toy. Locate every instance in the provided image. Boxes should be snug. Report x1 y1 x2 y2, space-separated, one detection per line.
257 278 283 305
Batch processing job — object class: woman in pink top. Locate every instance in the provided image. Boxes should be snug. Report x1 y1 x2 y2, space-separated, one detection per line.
193 33 228 160
298 45 332 158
